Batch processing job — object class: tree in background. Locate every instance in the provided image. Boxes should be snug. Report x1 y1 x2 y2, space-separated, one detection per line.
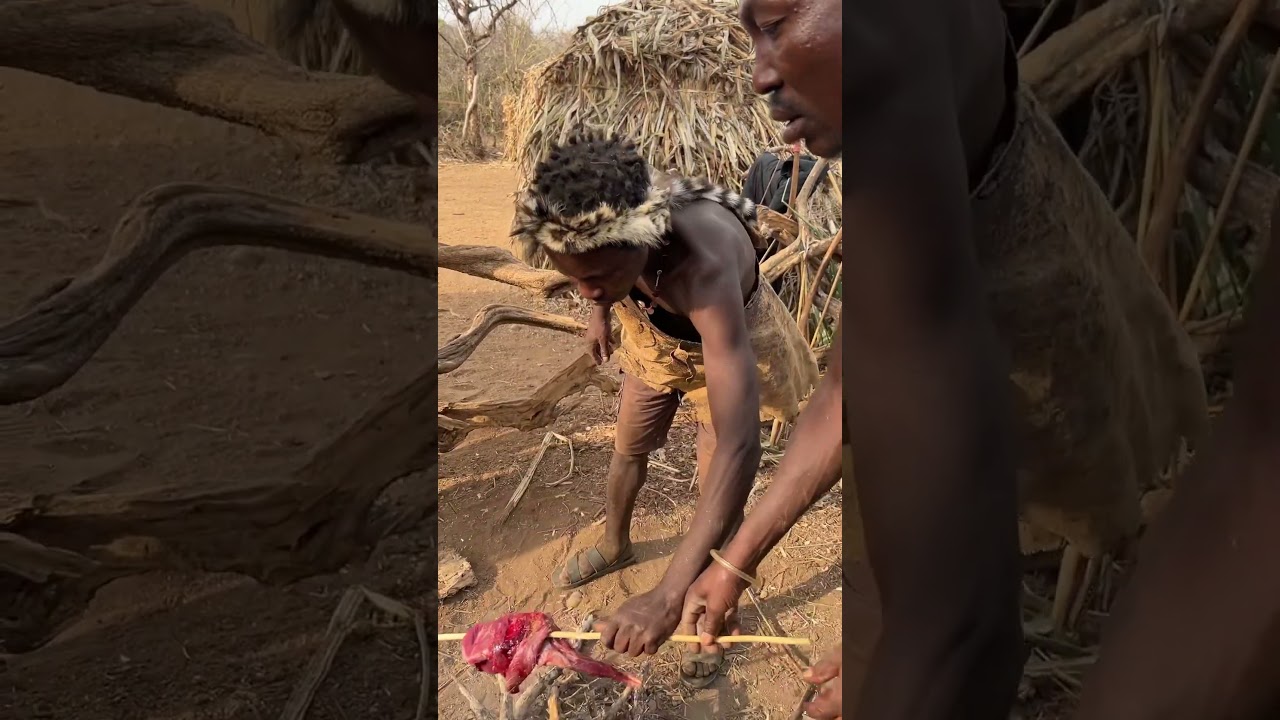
439 0 524 156
438 6 567 158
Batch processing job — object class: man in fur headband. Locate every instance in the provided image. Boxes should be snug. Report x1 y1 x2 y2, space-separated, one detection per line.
511 130 819 686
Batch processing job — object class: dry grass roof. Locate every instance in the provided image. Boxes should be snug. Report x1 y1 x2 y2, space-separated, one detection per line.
504 0 784 189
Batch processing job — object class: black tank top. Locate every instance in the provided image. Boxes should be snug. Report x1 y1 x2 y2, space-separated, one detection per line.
628 286 703 343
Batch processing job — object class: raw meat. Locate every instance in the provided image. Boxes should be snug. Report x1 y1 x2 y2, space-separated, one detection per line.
460 612 642 693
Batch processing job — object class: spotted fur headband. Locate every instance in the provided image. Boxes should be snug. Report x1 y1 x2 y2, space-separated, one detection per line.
511 174 759 265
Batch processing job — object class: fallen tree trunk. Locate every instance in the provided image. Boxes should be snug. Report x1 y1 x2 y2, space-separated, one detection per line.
0 0 425 163
1 361 437 652
0 183 437 405
438 244 574 298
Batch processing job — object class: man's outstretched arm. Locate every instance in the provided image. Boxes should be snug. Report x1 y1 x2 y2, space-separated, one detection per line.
713 322 843 574
660 269 763 596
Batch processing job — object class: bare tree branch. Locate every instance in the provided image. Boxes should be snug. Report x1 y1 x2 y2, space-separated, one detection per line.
438 244 575 298
438 26 465 59
439 355 618 452
1022 0 1280 116
439 305 585 373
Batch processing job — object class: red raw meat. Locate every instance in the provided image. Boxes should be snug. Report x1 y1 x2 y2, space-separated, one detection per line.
460 612 642 693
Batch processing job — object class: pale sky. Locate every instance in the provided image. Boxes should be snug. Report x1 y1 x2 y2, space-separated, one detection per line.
531 0 612 30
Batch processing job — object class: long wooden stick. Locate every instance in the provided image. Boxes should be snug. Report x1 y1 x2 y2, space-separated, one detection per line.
1139 0 1265 294
1178 46 1280 322
437 631 810 646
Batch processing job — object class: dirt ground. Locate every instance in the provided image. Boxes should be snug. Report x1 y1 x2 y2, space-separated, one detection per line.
435 162 844 719
0 61 842 720
0 64 435 719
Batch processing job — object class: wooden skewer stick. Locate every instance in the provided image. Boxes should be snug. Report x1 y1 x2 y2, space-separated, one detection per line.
437 630 810 646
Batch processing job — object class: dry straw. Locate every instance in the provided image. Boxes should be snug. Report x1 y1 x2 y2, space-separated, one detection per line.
265 0 371 75
504 0 784 186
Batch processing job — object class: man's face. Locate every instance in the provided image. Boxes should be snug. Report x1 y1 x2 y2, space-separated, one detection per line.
740 0 842 158
544 246 647 306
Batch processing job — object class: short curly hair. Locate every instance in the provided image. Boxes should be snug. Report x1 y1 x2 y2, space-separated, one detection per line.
532 130 651 216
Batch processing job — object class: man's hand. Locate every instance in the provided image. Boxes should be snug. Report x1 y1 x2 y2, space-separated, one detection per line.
586 304 612 364
803 644 843 719
681 563 751 648
595 587 683 657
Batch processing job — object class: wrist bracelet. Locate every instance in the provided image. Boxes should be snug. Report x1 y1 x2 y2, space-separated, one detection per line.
709 549 759 589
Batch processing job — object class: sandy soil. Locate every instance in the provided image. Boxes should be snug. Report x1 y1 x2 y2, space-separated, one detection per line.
0 57 843 718
435 163 844 719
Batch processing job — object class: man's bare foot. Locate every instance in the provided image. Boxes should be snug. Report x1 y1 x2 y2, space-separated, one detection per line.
679 606 740 688
552 542 637 590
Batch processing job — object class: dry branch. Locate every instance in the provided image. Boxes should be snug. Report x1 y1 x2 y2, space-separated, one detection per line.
1139 0 1265 291
439 355 617 452
756 207 801 250
439 244 574 298
1022 0 1280 116
795 229 843 329
0 183 436 405
280 586 434 720
279 587 365 720
1192 139 1280 239
1180 46 1280 321
439 305 585 374
761 235 839 283
499 432 571 523
0 0 424 163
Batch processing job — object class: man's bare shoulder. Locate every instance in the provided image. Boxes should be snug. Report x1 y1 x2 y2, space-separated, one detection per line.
670 201 752 253
669 201 756 295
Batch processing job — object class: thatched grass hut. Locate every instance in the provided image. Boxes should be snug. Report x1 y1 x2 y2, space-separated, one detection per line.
504 0 783 188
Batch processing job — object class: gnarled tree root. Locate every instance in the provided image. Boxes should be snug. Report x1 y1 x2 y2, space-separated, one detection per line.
0 185 580 406
0 361 438 652
439 304 586 373
439 355 619 453
0 182 438 405
0 0 426 163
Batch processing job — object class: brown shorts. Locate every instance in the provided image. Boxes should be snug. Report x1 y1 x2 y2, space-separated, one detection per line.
614 373 716 463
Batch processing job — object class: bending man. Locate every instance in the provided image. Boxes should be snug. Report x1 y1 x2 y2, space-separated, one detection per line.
510 131 818 686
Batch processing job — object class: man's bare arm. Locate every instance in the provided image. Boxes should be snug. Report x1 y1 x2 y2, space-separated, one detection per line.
716 323 842 574
655 263 762 597
843 65 1024 716
1074 203 1280 719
